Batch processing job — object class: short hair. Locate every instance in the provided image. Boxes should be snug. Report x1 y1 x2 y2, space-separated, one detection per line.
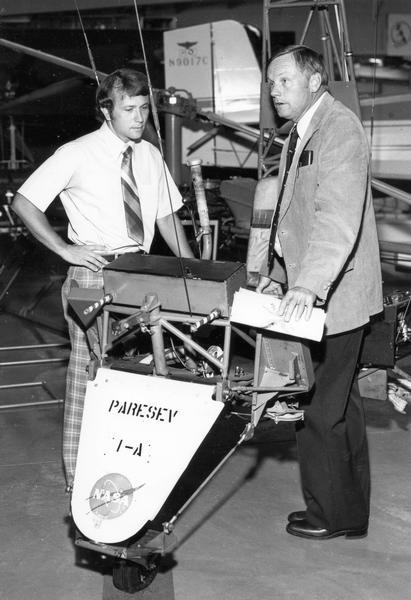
96 68 149 116
269 45 329 88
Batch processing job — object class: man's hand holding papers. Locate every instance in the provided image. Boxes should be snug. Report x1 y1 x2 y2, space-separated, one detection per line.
230 288 326 342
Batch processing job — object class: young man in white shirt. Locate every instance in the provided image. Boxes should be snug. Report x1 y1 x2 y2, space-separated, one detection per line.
12 68 194 487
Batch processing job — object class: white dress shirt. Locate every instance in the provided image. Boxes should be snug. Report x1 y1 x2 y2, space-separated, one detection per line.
18 122 182 253
295 92 326 149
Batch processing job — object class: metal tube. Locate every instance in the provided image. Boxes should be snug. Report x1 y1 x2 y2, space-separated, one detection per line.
319 9 334 79
164 112 182 186
0 357 67 367
101 304 228 325
323 8 344 78
145 294 168 376
258 1 271 179
0 399 63 410
164 425 251 532
269 1 339 7
202 112 266 141
299 7 316 44
360 93 411 107
222 322 232 379
0 381 43 390
372 178 411 207
0 343 68 351
160 318 224 370
230 325 256 349
102 308 110 358
8 117 17 170
333 3 346 79
187 158 212 260
338 0 357 82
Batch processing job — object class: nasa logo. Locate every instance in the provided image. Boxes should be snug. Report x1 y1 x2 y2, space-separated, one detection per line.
89 473 133 519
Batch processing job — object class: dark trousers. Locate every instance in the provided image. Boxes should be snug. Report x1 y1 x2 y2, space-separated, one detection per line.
296 327 370 532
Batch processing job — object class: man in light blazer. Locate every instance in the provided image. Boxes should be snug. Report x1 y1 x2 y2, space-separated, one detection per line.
256 45 383 539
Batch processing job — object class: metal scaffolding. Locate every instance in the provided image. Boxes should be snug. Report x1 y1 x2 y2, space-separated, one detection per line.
258 0 360 178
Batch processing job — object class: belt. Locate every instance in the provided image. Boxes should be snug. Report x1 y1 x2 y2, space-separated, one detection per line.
104 250 146 262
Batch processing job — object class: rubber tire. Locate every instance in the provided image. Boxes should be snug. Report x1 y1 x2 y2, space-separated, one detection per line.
112 558 159 593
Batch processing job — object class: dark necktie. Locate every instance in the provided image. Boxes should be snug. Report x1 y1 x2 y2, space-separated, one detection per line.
266 124 299 272
121 144 144 245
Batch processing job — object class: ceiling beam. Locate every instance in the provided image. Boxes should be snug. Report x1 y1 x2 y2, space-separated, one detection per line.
0 0 197 16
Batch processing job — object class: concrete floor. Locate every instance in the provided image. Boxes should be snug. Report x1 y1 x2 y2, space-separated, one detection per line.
1 258 411 600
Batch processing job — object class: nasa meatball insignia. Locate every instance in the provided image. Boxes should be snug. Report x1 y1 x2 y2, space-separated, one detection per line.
88 473 144 519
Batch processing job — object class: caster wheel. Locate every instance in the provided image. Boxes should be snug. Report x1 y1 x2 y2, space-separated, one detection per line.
112 558 159 593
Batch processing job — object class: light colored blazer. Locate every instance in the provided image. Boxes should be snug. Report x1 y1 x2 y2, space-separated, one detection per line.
260 91 383 335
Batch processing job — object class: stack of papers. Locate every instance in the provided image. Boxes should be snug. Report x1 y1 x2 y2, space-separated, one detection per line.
230 288 326 342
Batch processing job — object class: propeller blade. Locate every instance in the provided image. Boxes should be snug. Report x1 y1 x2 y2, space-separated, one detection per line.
0 37 107 81
0 78 87 114
0 38 160 145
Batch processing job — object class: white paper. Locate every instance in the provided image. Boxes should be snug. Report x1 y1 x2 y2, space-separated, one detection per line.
230 288 326 341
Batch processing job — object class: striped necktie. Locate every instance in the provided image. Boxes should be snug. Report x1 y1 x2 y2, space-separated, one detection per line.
121 144 144 245
266 124 299 272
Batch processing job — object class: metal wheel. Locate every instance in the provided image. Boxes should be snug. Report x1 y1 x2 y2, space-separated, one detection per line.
112 558 159 593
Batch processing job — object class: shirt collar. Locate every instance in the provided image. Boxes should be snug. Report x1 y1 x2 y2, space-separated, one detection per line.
296 92 326 141
99 121 135 159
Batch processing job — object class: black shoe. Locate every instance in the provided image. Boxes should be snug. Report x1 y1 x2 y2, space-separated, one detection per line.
286 519 368 540
287 510 306 522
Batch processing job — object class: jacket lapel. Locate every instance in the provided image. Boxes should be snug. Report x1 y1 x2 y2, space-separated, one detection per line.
278 92 335 220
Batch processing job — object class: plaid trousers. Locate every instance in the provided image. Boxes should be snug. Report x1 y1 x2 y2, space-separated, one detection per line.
61 266 104 487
